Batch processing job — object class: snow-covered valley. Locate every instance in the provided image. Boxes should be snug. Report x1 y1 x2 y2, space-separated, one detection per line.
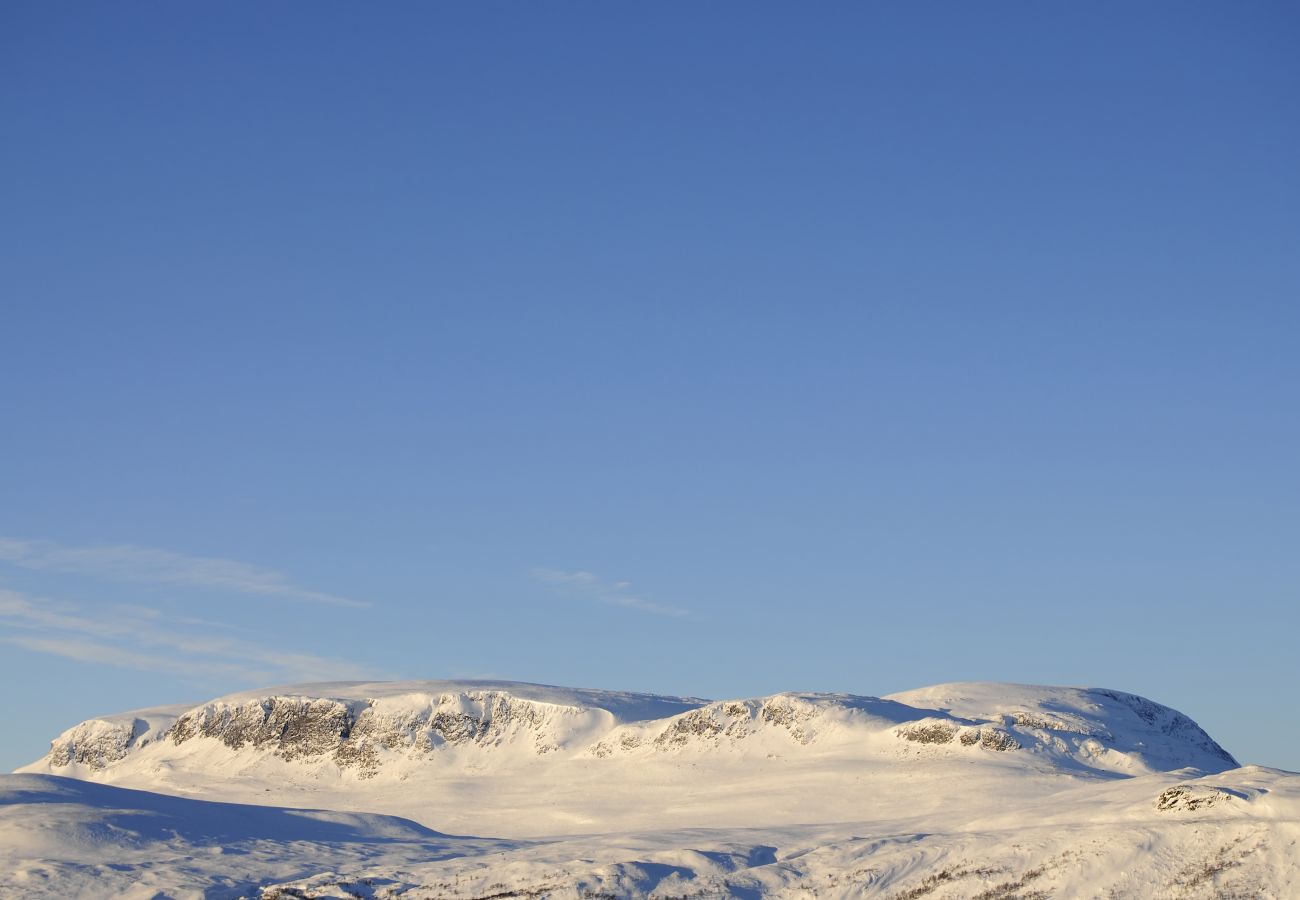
6 680 1298 898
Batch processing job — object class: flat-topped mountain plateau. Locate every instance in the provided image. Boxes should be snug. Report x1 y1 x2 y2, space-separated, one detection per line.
6 680 1297 898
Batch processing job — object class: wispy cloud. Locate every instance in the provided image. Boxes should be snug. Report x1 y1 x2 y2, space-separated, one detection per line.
0 537 367 608
530 569 688 618
4 635 256 680
0 587 377 684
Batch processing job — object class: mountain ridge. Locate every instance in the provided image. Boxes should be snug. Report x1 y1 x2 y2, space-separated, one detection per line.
21 679 1237 775
20 679 1239 830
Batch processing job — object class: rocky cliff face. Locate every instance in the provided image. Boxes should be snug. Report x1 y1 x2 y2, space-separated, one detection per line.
160 690 613 776
47 718 142 770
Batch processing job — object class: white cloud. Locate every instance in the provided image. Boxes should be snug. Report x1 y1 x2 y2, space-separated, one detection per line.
0 537 367 608
530 569 688 618
0 588 376 685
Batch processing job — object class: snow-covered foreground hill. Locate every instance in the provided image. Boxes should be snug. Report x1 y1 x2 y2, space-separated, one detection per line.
0 774 514 898
8 680 1300 898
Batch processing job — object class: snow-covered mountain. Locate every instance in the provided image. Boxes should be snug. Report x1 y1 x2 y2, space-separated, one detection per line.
8 680 1297 898
22 680 1235 787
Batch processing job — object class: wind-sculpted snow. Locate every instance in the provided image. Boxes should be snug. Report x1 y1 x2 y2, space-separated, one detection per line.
4 767 1299 899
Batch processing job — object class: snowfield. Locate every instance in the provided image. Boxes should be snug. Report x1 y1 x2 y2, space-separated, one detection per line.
6 680 1299 898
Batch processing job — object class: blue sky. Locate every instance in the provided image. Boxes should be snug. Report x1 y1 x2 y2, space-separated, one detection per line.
2 3 1298 772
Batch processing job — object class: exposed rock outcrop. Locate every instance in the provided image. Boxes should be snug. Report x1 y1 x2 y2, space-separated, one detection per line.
47 719 144 771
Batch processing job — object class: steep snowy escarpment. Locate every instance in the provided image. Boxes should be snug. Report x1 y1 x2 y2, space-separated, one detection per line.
886 682 1237 774
27 680 1237 781
30 680 703 775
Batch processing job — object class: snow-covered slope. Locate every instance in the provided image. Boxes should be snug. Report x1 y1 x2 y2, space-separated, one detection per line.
252 763 1300 899
3 766 1298 899
12 679 1296 898
0 774 516 899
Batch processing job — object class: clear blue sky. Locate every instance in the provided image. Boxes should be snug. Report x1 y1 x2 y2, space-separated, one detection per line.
2 3 1298 773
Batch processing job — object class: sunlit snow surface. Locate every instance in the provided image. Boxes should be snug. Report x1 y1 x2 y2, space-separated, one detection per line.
6 681 1299 898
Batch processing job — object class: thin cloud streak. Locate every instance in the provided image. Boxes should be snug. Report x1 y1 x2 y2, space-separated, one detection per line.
2 635 258 680
530 568 689 618
0 537 367 608
0 588 377 684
